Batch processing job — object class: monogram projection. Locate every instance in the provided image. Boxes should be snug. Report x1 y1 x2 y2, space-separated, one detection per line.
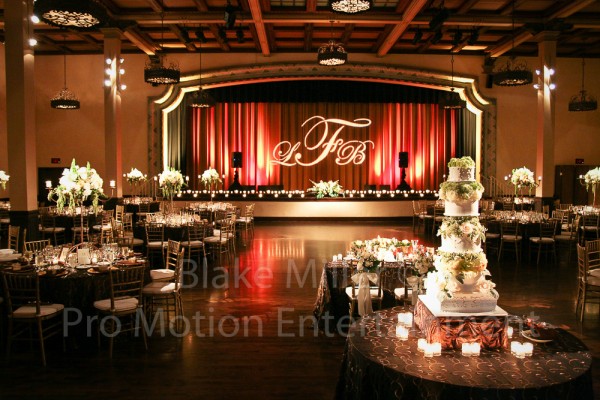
271 116 374 167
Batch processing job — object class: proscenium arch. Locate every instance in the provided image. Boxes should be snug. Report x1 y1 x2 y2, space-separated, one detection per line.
148 62 496 181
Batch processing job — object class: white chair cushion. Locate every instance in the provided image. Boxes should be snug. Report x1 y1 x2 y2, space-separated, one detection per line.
13 304 64 318
93 297 138 312
485 233 500 239
181 240 203 247
203 236 227 244
147 241 165 248
589 269 600 278
586 275 600 287
150 269 175 281
502 235 522 241
41 227 65 232
143 281 176 295
530 237 555 244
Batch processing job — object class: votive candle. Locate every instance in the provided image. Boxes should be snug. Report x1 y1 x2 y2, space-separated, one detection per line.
507 326 514 338
470 343 481 356
522 342 533 357
432 342 442 356
417 338 427 352
461 342 472 356
423 343 434 357
395 324 409 340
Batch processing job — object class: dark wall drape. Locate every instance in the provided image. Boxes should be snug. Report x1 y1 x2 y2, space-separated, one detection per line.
165 81 477 191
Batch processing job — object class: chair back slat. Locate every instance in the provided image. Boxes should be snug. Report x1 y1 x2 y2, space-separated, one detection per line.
2 271 40 315
24 239 52 253
108 264 146 308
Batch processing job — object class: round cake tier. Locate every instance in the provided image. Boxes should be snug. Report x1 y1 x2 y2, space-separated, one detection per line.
445 201 479 216
440 236 482 253
448 167 475 182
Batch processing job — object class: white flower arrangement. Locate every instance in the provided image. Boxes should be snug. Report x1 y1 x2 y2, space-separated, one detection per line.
200 167 222 189
159 167 185 199
511 166 538 195
437 216 486 244
411 245 435 277
125 168 147 185
350 239 382 273
48 159 104 211
0 170 9 189
584 167 600 192
447 156 475 168
308 180 344 199
439 181 484 203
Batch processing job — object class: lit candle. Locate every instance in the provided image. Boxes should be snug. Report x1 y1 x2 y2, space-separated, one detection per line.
511 341 525 358
507 326 514 338
45 180 52 189
338 253 343 260
91 256 98 264
461 342 472 356
417 338 427 352
109 180 116 189
333 255 338 262
470 342 481 356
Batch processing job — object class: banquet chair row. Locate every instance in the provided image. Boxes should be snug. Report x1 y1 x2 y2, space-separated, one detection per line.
576 241 600 322
38 208 66 245
580 211 600 241
204 217 235 265
235 203 255 244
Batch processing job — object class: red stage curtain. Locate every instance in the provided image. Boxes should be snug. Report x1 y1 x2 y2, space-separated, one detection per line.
187 102 458 191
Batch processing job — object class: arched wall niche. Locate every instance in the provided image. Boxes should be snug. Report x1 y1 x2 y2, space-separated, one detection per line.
148 62 497 182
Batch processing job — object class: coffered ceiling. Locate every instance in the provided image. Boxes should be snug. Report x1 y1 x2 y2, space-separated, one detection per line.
3 0 600 58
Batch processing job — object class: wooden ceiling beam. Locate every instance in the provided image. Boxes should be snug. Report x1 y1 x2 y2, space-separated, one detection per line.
122 26 157 55
377 0 428 57
170 25 196 51
247 0 270 56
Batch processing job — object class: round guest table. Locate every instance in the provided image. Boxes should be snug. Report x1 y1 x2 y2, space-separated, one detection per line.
335 307 593 400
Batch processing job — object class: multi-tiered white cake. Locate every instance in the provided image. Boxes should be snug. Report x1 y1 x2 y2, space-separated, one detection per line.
425 157 499 313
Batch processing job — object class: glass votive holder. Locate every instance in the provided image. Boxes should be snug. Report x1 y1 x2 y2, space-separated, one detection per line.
507 326 514 338
522 342 533 357
461 342 472 357
417 338 427 353
470 343 481 356
432 342 442 356
395 324 409 341
423 343 434 358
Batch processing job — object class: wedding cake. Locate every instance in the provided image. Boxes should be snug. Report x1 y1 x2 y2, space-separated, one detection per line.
424 157 499 313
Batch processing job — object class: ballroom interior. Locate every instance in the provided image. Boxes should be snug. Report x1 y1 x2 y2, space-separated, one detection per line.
0 1 600 399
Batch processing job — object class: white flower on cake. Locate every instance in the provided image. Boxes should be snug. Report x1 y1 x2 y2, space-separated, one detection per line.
437 216 485 244
0 170 9 189
447 156 475 168
48 159 104 211
439 181 484 204
308 180 344 199
159 167 185 199
200 167 222 189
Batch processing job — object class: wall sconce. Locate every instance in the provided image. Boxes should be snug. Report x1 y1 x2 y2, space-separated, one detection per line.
105 57 126 92
533 66 556 91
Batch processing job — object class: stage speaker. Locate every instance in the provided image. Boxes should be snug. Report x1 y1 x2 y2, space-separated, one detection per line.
399 152 409 168
232 152 242 168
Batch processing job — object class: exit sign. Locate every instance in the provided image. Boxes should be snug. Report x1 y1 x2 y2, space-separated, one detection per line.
51 158 61 164
575 158 584 165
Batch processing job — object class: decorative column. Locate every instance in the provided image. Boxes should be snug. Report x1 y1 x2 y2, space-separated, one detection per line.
535 32 558 202
102 28 124 199
5 0 39 239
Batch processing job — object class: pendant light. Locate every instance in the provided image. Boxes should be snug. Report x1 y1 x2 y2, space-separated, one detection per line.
440 54 466 109
144 2 180 86
317 22 348 66
190 40 215 108
569 58 597 112
51 35 80 110
493 0 532 87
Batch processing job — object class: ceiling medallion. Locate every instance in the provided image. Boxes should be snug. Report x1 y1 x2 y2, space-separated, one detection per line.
33 0 107 30
328 0 372 14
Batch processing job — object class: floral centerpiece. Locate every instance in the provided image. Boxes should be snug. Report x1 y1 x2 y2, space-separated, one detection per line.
47 159 104 243
125 167 147 197
411 245 435 278
159 167 185 212
0 170 9 189
308 180 344 199
583 167 600 206
510 166 537 196
200 167 222 190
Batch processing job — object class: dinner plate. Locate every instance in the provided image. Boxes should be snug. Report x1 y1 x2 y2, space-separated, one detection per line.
521 330 553 343
76 265 91 270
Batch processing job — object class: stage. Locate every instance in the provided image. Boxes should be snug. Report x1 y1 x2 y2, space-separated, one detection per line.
171 191 438 219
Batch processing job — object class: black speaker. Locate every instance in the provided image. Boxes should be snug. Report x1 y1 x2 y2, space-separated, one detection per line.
232 152 242 168
399 152 409 168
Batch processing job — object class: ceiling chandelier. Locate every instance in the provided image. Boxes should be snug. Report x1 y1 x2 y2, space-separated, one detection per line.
190 41 216 108
51 41 80 110
569 58 597 112
440 54 466 109
33 0 107 30
318 22 348 66
144 3 180 86
328 0 372 14
493 0 532 87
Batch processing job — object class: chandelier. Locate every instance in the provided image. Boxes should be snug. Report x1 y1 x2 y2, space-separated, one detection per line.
144 3 180 86
318 22 347 66
492 0 532 87
440 54 466 109
51 37 80 109
569 59 597 112
190 42 216 108
33 0 107 30
328 0 372 14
